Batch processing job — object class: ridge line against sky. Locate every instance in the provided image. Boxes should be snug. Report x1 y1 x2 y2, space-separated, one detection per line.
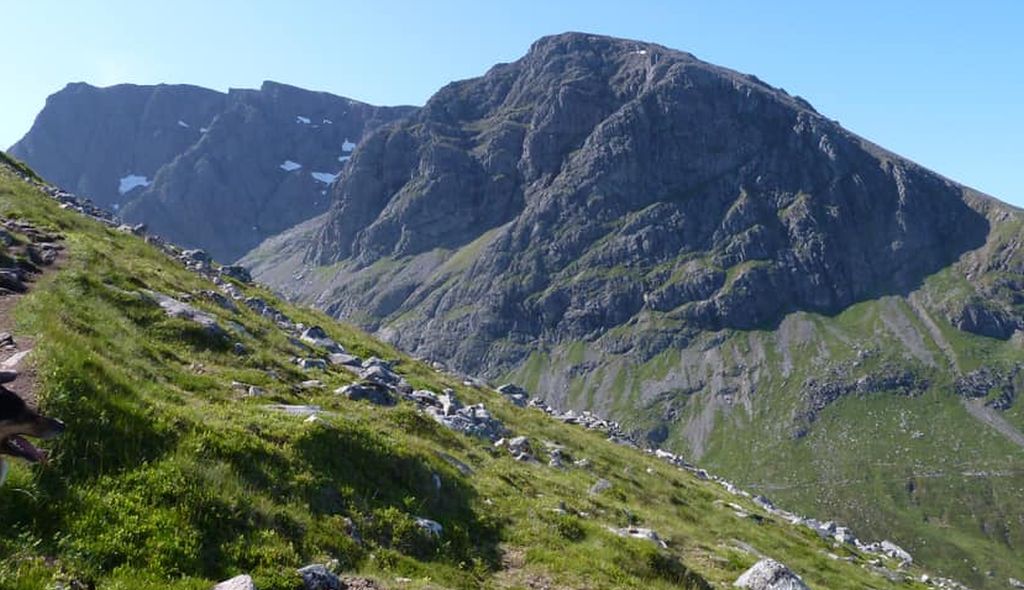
2 0 1022 205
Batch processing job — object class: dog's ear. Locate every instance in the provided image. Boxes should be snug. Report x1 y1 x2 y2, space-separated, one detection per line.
0 387 27 420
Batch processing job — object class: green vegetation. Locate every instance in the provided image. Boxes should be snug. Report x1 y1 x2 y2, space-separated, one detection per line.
510 284 1024 589
0 160 934 588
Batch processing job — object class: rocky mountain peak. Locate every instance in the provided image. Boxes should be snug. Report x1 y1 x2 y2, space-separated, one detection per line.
295 33 989 373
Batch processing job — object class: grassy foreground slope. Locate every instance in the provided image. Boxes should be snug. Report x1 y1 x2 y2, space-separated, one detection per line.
0 161 939 588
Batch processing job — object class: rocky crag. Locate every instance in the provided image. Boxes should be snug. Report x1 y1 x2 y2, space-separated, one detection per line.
243 33 1024 587
10 81 415 261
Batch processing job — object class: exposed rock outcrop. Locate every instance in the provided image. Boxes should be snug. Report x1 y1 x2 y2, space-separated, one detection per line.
11 81 415 262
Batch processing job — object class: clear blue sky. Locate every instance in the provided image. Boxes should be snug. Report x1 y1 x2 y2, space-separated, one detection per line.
3 0 1022 205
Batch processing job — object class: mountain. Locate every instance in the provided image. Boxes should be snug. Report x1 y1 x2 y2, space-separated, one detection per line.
0 153 955 589
244 33 1024 586
9 81 415 262
8 82 227 208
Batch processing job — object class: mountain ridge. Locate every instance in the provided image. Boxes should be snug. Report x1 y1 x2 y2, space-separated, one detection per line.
10 80 416 262
242 32 1024 587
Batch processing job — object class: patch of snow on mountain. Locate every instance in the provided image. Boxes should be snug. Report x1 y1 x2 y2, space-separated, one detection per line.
177 120 190 128
323 119 333 124
311 172 339 184
338 155 351 163
342 139 356 152
199 127 209 133
118 174 150 195
279 160 303 172
296 116 311 124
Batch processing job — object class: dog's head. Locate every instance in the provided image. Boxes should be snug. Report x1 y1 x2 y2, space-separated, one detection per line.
0 387 64 466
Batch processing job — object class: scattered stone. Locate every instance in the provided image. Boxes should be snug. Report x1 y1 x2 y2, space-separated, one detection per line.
0 269 26 293
497 436 535 461
298 358 328 370
340 576 383 590
414 517 443 537
145 290 225 337
1 350 31 370
213 574 256 590
0 332 14 349
201 290 238 312
417 389 506 441
589 478 612 495
336 382 396 406
833 526 856 544
329 352 362 367
297 564 343 590
219 265 252 283
733 559 809 590
608 526 668 548
361 364 401 387
300 326 344 353
232 342 248 355
496 383 529 406
299 379 324 390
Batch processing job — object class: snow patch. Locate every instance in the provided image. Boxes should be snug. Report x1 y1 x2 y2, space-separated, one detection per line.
279 160 303 172
342 139 356 152
311 171 339 184
296 116 311 124
199 127 209 133
338 155 351 163
118 174 150 195
322 118 333 124
177 120 190 128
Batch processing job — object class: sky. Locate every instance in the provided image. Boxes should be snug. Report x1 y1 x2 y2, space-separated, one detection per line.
1 0 1022 204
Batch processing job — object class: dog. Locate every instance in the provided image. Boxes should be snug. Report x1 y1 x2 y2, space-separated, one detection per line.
0 385 64 485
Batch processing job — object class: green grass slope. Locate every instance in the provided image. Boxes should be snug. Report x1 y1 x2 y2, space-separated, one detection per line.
0 162 943 588
506 280 1024 588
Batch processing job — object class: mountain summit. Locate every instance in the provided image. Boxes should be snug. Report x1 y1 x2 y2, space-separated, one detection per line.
254 31 997 366
244 33 1024 586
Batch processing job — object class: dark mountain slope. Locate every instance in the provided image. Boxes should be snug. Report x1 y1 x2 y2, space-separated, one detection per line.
121 82 415 261
8 82 226 210
245 33 1024 587
263 32 990 371
11 82 416 262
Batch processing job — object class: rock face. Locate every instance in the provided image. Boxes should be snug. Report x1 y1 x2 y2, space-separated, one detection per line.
249 32 991 376
241 35 1024 588
8 82 226 210
734 559 809 590
10 81 415 262
213 575 257 590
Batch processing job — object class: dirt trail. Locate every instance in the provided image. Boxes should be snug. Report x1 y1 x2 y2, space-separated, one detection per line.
962 398 1024 450
0 218 66 409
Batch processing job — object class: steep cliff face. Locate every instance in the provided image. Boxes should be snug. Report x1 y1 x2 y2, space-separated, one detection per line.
11 81 416 261
244 34 1024 587
8 82 227 209
121 82 416 261
259 32 991 372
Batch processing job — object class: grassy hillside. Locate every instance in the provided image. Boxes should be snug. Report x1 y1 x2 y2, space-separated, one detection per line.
0 161 942 588
505 277 1024 588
